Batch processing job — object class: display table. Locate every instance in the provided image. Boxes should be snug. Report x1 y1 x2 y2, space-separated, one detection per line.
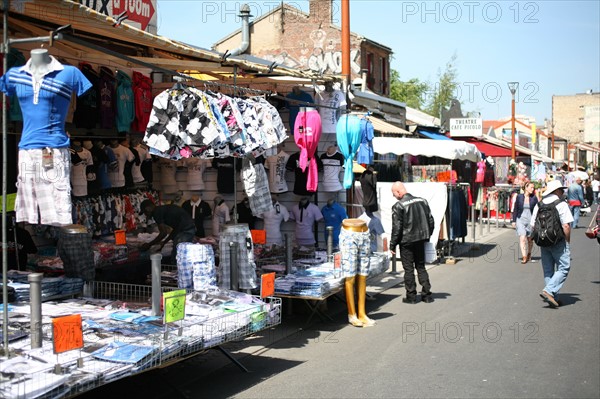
0 283 281 399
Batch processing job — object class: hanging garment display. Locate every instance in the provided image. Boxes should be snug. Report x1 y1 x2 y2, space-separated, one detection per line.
99 66 116 129
70 146 93 197
241 157 273 216
115 70 135 133
321 200 348 247
336 114 363 189
176 243 217 290
218 224 257 290
356 117 375 165
289 200 323 246
74 62 99 129
265 150 290 193
475 160 485 183
259 201 290 245
285 88 314 131
294 108 322 192
5 47 26 122
316 88 346 134
360 168 378 212
143 86 286 160
132 71 153 133
285 151 324 196
320 148 345 192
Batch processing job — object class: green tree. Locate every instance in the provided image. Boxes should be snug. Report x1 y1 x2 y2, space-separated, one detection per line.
389 69 430 110
425 54 459 117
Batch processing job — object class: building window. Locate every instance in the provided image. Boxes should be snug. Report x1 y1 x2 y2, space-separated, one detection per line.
366 52 373 90
380 56 387 95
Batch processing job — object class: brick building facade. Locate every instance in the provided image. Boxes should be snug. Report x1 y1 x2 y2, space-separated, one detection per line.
212 0 392 95
552 92 600 144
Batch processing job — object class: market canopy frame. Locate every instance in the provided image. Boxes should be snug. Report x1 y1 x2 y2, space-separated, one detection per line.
372 137 481 162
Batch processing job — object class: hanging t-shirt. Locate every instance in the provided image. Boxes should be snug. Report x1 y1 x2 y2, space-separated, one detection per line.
212 201 230 236
159 158 178 194
285 89 314 131
0 56 92 149
184 158 210 191
99 66 116 130
316 89 346 134
73 62 99 130
131 144 151 183
356 118 375 165
212 157 237 194
265 150 290 193
320 150 345 192
321 201 348 247
285 151 323 196
259 201 290 245
288 201 323 246
107 144 134 188
175 160 188 191
70 147 93 197
360 169 378 212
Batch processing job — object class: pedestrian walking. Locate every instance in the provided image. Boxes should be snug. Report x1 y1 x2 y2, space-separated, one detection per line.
591 174 600 204
389 181 435 304
530 180 573 308
567 177 585 228
511 181 538 264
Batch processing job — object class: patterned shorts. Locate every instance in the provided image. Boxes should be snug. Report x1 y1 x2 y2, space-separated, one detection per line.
16 148 72 225
339 228 371 277
176 243 216 290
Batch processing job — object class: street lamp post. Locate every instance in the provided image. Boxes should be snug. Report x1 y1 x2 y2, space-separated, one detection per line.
507 82 519 160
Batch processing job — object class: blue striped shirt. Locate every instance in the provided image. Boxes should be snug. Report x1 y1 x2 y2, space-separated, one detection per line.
0 57 91 149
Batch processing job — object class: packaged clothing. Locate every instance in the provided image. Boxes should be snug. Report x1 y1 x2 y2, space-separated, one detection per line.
0 56 92 149
320 150 345 192
316 89 346 133
289 201 323 246
115 70 135 132
73 62 99 130
265 150 290 193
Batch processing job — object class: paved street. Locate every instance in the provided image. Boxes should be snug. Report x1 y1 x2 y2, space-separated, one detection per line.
81 210 600 399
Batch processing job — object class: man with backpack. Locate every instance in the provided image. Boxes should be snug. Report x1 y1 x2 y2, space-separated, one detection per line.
530 180 573 308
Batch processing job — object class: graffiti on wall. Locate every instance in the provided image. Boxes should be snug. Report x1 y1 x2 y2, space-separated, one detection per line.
261 28 362 75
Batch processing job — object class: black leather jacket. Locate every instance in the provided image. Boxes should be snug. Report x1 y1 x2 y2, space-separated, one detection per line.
390 193 435 249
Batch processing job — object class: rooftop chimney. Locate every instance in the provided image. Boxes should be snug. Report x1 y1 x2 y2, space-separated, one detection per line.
309 0 333 24
229 4 252 56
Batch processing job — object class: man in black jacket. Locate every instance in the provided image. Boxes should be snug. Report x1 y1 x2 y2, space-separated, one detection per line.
389 181 435 304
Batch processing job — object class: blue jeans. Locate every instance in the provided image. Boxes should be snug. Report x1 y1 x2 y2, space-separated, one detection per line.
540 240 571 298
568 205 581 228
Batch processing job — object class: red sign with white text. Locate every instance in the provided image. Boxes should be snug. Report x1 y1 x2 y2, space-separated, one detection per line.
112 0 155 31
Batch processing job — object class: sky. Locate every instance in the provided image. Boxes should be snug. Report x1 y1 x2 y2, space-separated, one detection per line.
156 0 600 126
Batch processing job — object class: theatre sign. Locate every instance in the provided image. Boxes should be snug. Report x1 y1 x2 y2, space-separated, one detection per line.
449 118 483 138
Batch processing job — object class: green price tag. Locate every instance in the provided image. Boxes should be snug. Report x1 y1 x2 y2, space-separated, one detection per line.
163 289 186 324
0 193 17 213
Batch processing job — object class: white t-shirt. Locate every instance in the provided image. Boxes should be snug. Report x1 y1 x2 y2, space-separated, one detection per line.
212 202 230 236
160 158 178 194
259 201 290 245
108 144 134 188
316 89 346 133
132 144 150 183
71 147 93 197
320 150 345 192
184 158 210 191
175 160 188 191
265 151 290 193
592 179 600 192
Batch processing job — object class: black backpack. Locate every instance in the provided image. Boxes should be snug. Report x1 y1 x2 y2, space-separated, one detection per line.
531 199 565 247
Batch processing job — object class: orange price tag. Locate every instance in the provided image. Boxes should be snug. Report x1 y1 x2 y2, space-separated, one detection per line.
333 253 341 269
261 272 275 298
52 314 83 354
383 237 388 252
251 230 266 245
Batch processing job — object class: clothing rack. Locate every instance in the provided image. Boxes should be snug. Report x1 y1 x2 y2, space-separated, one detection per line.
441 182 470 259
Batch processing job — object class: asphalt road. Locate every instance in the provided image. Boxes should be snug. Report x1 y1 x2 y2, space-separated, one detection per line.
81 210 600 399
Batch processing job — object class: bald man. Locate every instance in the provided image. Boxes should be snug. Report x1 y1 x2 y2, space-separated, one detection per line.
390 181 435 304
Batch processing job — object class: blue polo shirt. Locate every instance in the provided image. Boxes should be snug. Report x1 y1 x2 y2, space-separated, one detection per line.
0 56 91 149
322 201 348 247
